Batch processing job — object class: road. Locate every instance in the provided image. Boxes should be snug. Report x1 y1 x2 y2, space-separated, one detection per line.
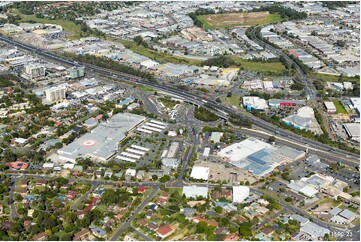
71 183 99 210
9 177 18 219
5 172 357 240
254 208 286 230
132 228 153 241
110 185 160 241
0 35 358 165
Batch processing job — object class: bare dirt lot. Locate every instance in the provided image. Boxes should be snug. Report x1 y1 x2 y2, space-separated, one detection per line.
197 160 257 184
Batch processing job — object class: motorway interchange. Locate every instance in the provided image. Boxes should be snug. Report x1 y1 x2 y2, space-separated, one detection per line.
0 32 360 241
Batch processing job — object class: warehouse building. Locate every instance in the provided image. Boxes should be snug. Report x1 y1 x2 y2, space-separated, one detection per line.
283 106 315 130
324 102 337 113
218 138 305 176
343 123 360 141
58 113 145 163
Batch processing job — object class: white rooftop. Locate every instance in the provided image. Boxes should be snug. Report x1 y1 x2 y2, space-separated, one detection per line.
217 137 271 163
190 166 210 180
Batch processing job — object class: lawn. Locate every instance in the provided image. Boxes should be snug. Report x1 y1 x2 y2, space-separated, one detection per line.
318 197 340 206
333 100 347 114
197 12 282 29
232 57 286 74
115 38 203 66
18 14 83 39
158 97 179 109
311 73 360 85
222 95 241 106
139 86 155 92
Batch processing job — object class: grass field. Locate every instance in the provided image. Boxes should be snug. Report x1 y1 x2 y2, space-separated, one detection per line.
333 100 347 114
18 14 83 39
197 12 282 29
232 57 286 74
115 38 203 66
311 73 360 85
222 95 241 106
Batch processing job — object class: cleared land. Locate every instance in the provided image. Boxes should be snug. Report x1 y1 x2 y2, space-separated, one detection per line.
311 73 360 85
232 57 286 74
18 14 83 39
222 95 241 107
115 38 202 66
197 12 282 29
333 100 347 114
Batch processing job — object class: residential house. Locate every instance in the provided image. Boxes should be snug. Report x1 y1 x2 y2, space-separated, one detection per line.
33 232 47 241
73 228 91 241
155 224 175 239
224 233 239 241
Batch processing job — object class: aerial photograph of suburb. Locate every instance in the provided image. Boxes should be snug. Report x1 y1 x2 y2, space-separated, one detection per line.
0 0 360 241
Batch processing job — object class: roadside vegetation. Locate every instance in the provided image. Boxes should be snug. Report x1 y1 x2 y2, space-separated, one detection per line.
194 107 219 122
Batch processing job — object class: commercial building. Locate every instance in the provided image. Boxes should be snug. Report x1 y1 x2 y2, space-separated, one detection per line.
24 63 45 79
283 106 315 130
232 186 250 203
210 132 223 143
183 186 208 198
190 166 210 181
45 86 67 103
69 67 85 79
218 138 305 176
324 102 337 113
57 113 145 163
343 123 360 141
242 96 268 110
300 222 330 240
268 99 306 108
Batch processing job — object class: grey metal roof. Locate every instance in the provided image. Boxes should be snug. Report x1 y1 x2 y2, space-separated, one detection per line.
58 113 145 161
329 207 342 216
339 209 357 220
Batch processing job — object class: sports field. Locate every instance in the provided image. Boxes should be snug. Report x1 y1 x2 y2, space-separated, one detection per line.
197 12 281 29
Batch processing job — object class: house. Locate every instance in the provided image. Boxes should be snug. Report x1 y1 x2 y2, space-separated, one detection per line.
160 192 170 199
224 233 239 241
138 186 146 194
76 210 86 220
182 208 196 217
19 179 28 187
156 224 175 239
156 197 167 205
1 221 13 231
147 222 159 231
261 227 276 236
73 228 91 241
7 161 28 170
36 179 48 187
67 191 78 200
145 210 153 219
33 232 47 241
125 168 136 177
138 219 148 226
91 227 107 238
215 227 229 235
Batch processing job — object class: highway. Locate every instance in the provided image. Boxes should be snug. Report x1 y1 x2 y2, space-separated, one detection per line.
1 35 357 165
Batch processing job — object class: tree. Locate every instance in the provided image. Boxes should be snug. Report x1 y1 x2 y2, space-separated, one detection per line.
152 174 158 181
159 175 170 183
285 197 293 202
214 206 223 214
268 136 276 143
239 222 252 237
